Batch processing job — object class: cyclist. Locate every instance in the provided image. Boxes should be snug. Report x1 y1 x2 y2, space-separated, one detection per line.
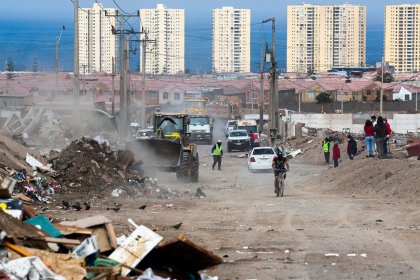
272 148 290 179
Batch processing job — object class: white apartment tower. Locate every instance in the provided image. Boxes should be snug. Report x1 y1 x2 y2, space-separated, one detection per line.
140 4 185 74
385 4 420 73
212 7 251 73
287 4 366 73
78 3 117 74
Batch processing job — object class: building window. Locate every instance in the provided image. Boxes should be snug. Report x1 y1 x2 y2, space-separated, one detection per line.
163 92 168 99
150 92 158 100
174 92 180 100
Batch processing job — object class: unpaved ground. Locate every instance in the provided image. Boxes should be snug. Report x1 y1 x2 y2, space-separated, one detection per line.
49 140 420 279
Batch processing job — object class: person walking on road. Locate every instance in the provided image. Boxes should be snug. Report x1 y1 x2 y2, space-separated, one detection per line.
383 118 392 157
374 116 387 158
347 134 357 160
364 119 375 158
248 130 256 150
211 139 223 171
332 143 341 168
322 137 331 164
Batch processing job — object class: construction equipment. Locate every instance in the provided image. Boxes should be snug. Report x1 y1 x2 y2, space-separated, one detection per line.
127 113 199 182
188 114 213 145
185 98 208 115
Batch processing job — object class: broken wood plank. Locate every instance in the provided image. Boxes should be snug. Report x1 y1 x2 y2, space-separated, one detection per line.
53 224 94 235
23 236 81 245
105 223 118 249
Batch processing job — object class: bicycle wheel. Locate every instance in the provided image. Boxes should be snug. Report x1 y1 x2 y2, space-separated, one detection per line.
280 178 284 197
275 177 280 197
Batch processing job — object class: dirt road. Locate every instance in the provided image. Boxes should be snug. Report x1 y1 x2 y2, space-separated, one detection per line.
52 121 420 279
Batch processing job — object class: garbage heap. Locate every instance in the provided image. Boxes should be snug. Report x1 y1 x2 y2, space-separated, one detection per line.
49 137 172 199
0 207 221 280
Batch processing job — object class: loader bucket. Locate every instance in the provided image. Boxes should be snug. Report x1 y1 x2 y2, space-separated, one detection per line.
126 139 183 172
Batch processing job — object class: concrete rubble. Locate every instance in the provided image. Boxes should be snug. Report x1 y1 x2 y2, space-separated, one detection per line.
0 134 222 280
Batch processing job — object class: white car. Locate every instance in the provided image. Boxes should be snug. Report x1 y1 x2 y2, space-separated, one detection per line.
225 120 237 137
227 130 250 152
247 147 276 171
136 129 154 140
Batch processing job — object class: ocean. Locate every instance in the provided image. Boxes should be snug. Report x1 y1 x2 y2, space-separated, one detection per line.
0 19 384 74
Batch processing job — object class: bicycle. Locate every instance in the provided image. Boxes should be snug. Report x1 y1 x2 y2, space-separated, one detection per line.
274 169 287 197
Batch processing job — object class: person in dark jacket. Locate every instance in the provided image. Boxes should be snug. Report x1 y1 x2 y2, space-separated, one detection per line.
374 116 386 157
322 137 331 164
364 119 375 157
332 143 341 168
347 134 357 160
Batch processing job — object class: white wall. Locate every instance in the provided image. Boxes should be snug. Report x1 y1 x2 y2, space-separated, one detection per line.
291 113 420 134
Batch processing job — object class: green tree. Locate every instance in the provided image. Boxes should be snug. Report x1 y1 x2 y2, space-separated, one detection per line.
5 56 15 80
315 92 334 103
373 70 394 83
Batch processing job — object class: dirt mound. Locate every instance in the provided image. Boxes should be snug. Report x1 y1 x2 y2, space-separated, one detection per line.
320 158 420 201
49 137 175 199
51 137 140 189
0 131 45 171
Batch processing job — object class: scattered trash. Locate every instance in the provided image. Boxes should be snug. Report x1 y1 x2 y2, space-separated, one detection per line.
196 187 206 198
111 188 125 198
324 253 340 257
108 225 163 276
376 219 384 223
137 268 170 280
0 256 66 280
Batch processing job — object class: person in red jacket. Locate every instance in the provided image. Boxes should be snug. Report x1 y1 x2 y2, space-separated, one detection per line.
364 119 375 157
383 118 392 156
332 143 341 168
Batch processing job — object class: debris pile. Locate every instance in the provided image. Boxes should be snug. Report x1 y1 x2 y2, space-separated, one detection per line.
0 207 222 279
320 158 420 201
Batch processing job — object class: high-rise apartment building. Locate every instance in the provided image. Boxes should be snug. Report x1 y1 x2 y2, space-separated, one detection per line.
212 7 251 73
287 4 366 73
140 4 184 74
385 4 420 73
78 3 117 74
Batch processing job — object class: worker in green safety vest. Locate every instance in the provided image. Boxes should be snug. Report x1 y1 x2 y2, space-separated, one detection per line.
211 139 223 171
322 137 331 164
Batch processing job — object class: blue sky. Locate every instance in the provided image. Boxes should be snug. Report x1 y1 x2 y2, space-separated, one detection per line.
1 0 419 24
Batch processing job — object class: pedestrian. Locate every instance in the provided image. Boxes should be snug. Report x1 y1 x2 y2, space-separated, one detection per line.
347 134 357 160
371 115 377 127
364 119 375 158
374 116 387 158
383 118 392 157
248 130 256 150
211 139 223 171
322 137 331 164
332 143 341 168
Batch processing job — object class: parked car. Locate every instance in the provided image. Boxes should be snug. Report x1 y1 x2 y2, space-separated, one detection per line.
247 147 276 171
135 129 154 140
225 120 237 137
227 130 249 152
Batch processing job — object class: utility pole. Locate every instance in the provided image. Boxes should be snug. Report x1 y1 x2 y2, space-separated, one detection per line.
106 11 140 145
259 41 265 134
73 0 80 139
119 15 127 143
380 57 384 115
55 25 65 100
298 92 301 113
141 38 146 128
111 57 115 115
132 33 155 129
267 17 277 146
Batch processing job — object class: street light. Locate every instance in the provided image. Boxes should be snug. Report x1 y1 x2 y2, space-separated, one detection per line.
54 25 65 100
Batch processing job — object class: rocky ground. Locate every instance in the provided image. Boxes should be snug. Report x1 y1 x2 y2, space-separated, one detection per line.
1 122 420 279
